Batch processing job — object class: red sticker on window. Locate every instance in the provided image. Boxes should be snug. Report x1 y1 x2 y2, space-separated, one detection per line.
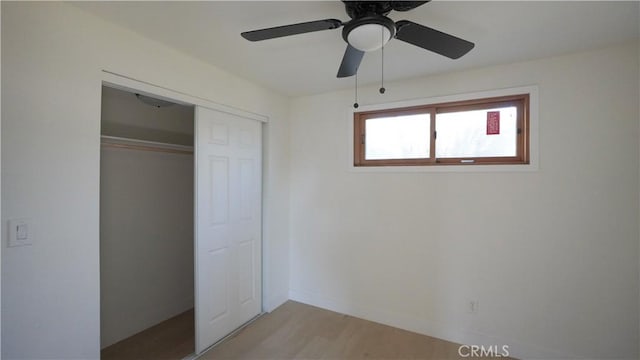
487 111 500 135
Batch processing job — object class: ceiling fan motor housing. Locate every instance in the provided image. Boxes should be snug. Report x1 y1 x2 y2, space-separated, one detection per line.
343 1 431 18
343 15 396 52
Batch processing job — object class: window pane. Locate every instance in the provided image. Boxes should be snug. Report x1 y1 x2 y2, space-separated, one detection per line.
435 107 517 158
365 114 430 160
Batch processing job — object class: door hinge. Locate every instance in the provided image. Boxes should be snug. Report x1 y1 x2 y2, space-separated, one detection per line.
361 134 365 145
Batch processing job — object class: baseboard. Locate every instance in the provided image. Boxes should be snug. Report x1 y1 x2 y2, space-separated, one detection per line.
288 288 573 360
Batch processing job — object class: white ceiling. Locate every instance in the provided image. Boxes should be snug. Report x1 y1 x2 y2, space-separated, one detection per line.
74 1 639 96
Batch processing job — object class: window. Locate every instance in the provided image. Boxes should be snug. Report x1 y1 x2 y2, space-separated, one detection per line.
354 94 530 166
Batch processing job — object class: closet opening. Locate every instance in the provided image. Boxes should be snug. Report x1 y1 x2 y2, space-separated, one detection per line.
99 85 195 359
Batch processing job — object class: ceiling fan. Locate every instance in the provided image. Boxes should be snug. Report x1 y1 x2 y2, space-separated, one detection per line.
241 1 474 78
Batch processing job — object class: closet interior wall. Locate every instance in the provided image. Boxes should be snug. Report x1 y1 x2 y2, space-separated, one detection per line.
99 86 195 348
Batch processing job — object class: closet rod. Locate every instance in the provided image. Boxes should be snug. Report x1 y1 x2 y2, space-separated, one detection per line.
101 135 193 155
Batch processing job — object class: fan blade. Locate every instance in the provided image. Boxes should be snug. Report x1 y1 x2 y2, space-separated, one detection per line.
395 20 474 59
390 1 431 12
241 19 343 41
337 44 365 78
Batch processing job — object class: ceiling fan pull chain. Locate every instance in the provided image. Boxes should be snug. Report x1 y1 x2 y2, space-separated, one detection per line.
353 71 359 109
380 27 386 94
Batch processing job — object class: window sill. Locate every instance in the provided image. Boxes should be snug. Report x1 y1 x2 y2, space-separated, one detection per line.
349 163 538 173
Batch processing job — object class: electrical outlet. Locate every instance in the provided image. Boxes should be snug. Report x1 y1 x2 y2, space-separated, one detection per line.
468 300 479 314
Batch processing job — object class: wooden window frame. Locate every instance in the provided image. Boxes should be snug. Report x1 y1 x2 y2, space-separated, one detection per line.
354 94 530 167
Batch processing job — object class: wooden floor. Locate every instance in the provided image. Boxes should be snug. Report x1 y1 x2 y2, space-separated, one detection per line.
100 301 512 359
101 308 194 360
201 301 511 360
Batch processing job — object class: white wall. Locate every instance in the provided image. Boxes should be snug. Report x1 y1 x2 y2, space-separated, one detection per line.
0 2 3 355
1 2 289 359
100 89 194 348
289 42 639 359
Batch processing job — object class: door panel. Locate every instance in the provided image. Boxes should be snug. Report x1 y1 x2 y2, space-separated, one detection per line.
195 107 262 354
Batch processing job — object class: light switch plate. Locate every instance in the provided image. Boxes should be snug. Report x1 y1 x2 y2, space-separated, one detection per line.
8 218 33 247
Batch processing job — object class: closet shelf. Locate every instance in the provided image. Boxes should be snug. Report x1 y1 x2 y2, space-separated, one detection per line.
101 135 193 155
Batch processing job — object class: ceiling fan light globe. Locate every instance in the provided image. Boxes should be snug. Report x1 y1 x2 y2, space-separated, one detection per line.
347 24 391 52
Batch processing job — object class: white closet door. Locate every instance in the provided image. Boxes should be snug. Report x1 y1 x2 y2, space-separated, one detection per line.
194 106 262 354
